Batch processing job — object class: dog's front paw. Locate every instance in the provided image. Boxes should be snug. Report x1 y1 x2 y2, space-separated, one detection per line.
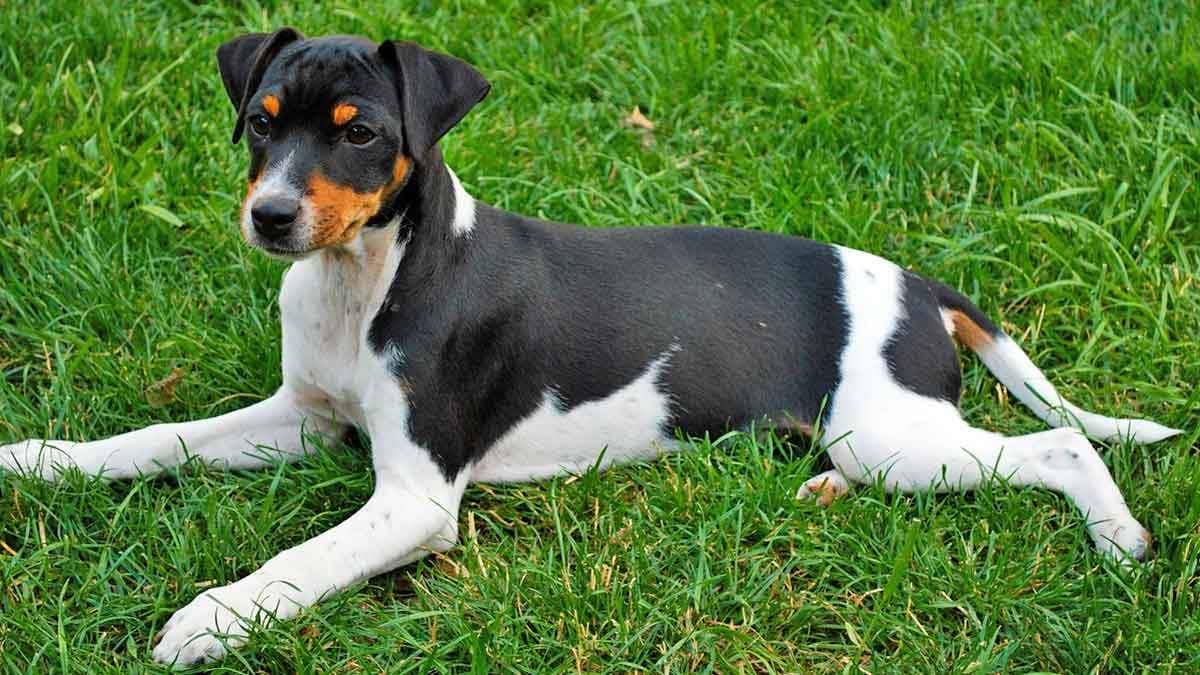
152 582 258 667
152 577 300 667
0 439 81 480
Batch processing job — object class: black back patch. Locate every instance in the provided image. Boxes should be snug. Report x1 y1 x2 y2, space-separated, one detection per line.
367 164 854 480
883 272 962 403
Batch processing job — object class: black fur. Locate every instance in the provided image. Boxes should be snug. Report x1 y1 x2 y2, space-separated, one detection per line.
218 35 411 196
217 33 971 481
378 41 491 161
366 150 850 478
884 272 963 403
216 28 304 144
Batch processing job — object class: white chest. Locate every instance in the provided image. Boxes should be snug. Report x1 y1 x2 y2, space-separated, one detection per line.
276 233 404 429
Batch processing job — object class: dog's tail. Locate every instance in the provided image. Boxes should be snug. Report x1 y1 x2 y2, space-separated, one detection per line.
928 279 1180 444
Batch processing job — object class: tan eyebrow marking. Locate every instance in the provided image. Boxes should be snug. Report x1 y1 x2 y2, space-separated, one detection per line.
332 103 358 126
262 95 280 117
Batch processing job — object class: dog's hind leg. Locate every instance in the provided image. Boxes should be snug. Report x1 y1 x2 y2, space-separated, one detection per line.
0 387 343 480
824 401 1152 562
824 246 1157 561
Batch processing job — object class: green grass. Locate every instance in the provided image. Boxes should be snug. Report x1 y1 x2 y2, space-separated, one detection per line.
1 0 1198 671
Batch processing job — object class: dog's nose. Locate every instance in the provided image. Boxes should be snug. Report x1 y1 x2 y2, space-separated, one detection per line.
251 198 299 239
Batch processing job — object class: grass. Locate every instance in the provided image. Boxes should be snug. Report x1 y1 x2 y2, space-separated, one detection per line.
1 0 1198 671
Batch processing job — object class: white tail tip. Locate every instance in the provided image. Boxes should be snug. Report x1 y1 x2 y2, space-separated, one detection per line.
1091 418 1183 445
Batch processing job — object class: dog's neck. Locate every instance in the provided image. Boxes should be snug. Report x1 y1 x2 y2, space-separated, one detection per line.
308 147 475 315
394 146 475 237
372 149 477 294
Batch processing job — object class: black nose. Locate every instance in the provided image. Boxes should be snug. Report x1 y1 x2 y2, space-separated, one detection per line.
251 198 299 239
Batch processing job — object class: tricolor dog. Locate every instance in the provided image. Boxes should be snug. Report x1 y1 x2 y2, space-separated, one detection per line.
0 29 1181 666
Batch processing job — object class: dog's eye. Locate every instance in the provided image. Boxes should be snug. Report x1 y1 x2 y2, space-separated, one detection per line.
345 124 376 146
249 114 271 137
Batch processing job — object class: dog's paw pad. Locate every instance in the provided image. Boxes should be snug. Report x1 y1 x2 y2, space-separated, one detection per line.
152 588 247 667
1130 529 1154 562
1090 518 1154 565
796 470 850 507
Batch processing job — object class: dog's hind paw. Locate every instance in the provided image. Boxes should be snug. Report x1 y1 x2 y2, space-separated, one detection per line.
1090 517 1154 565
796 469 851 506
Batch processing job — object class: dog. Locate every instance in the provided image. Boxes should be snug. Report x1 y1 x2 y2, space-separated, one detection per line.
0 29 1181 666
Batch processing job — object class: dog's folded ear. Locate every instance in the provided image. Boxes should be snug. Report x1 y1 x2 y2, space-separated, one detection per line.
216 27 304 144
378 41 491 161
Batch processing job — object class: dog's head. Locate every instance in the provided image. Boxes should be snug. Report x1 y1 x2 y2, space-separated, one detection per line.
216 29 490 259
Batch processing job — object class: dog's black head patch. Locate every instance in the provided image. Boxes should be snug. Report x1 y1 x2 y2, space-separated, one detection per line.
215 30 490 255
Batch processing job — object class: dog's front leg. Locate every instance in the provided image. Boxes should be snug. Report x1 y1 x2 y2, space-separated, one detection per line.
152 432 464 666
0 388 342 480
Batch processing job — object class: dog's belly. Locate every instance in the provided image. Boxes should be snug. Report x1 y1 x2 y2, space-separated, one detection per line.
470 352 678 482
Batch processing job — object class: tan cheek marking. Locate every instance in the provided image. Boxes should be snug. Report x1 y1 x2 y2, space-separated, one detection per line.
390 155 412 191
948 309 994 351
262 95 280 117
332 103 358 126
306 173 385 248
304 155 415 248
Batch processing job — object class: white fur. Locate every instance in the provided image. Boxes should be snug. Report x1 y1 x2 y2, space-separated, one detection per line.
277 221 407 428
148 218 467 665
939 307 956 336
248 150 297 202
823 247 966 484
975 336 1181 444
241 150 312 252
472 350 678 482
446 167 476 236
0 192 1179 665
821 247 1152 561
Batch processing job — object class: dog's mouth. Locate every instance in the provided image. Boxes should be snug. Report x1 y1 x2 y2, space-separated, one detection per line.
243 218 364 261
255 242 317 261
239 221 318 260
239 198 322 260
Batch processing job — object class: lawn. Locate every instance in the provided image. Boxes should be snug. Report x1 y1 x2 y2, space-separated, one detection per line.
1 0 1198 672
